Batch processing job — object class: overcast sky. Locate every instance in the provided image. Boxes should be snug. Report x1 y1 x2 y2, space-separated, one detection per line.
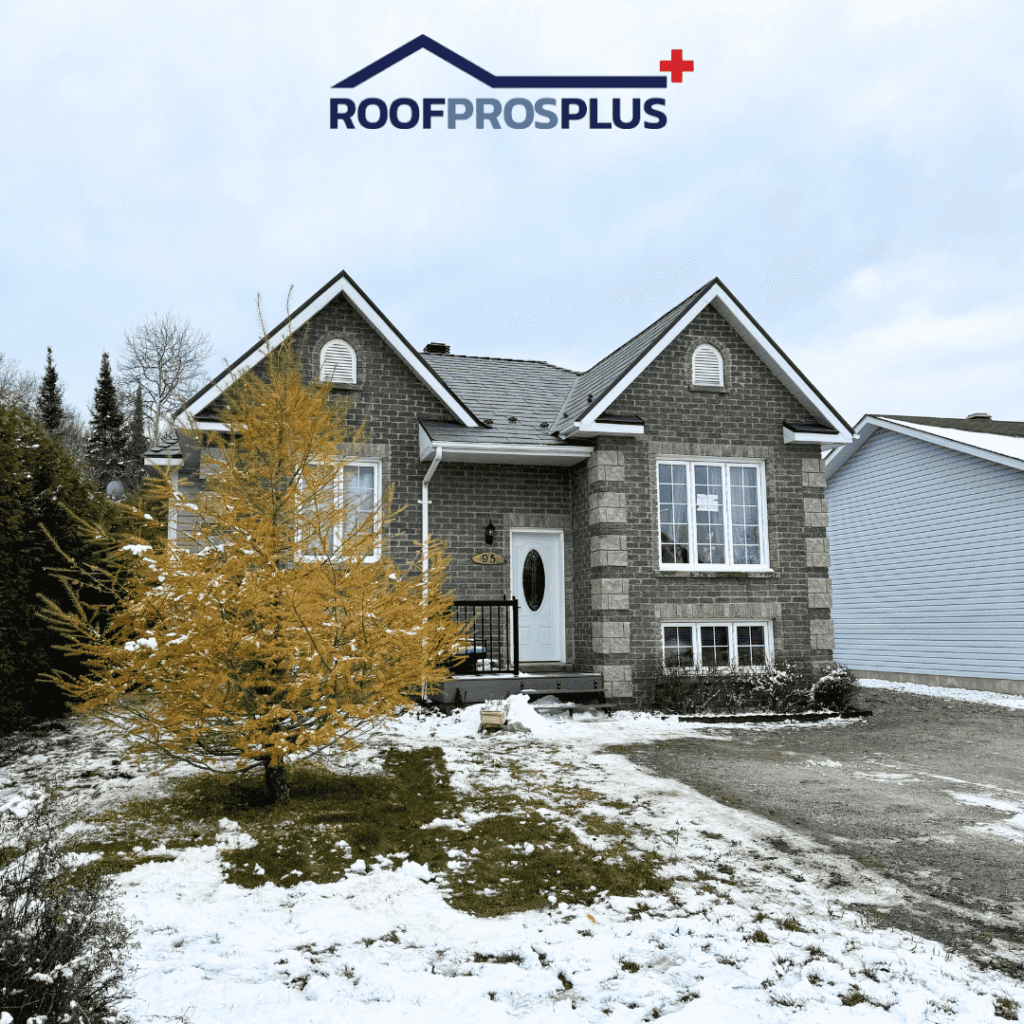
2 0 1021 429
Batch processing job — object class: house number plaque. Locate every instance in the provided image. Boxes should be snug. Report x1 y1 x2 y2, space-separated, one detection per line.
471 552 504 565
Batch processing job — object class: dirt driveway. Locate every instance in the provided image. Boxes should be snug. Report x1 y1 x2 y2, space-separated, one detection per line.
610 687 1024 976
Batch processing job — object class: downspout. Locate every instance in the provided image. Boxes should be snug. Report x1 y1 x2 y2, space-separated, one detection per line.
421 445 443 586
420 446 443 699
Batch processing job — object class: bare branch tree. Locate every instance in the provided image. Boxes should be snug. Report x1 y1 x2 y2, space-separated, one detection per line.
0 353 40 413
117 312 212 441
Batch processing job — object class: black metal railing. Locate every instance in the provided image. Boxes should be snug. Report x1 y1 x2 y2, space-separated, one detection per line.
451 598 519 676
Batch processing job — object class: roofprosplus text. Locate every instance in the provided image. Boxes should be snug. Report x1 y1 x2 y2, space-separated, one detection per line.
330 96 667 130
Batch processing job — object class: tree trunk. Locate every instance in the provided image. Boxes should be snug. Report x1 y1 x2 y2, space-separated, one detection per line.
262 759 290 803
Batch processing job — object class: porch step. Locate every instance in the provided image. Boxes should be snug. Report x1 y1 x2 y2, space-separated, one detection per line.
438 672 603 707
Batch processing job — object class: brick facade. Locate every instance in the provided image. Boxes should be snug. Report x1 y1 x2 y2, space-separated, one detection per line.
179 286 839 700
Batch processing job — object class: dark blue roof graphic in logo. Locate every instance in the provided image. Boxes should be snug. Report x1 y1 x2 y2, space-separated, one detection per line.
333 35 669 89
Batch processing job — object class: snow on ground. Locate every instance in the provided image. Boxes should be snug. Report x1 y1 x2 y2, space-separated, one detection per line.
2 695 1023 1023
858 677 1024 711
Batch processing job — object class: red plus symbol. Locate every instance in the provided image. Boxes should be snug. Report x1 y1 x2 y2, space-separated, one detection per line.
659 49 694 83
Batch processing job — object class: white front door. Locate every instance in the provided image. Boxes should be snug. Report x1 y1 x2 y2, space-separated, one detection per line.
510 530 565 664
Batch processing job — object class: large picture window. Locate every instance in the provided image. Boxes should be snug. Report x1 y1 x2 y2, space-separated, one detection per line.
657 459 768 570
297 461 381 561
663 622 772 669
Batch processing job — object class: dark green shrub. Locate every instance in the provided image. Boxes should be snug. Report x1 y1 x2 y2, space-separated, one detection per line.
0 407 145 734
811 663 858 712
637 661 816 715
1 799 137 1023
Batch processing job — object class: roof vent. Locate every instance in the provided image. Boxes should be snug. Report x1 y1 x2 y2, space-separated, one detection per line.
967 412 992 420
423 342 450 355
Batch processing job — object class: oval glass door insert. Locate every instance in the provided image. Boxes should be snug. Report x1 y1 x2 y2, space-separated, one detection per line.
522 549 545 611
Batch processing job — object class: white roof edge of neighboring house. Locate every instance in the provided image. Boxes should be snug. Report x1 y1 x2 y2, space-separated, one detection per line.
579 282 853 443
824 415 1024 478
175 271 479 429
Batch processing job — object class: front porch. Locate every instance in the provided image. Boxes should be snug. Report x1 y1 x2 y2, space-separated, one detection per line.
442 597 602 706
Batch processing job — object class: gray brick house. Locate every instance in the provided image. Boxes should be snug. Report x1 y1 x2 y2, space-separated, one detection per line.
147 270 852 701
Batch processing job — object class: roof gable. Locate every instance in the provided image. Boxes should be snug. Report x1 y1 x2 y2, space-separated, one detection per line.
824 415 1024 478
552 279 852 442
175 271 480 429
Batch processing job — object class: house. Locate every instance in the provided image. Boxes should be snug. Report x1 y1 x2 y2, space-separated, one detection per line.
823 415 1024 696
146 271 853 703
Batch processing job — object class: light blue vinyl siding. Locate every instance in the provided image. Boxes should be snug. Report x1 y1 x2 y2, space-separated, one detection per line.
826 429 1024 681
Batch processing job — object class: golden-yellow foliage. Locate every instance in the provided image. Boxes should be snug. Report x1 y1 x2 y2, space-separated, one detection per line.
46 340 467 784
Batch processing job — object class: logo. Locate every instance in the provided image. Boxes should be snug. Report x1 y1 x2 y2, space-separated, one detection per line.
329 35 694 131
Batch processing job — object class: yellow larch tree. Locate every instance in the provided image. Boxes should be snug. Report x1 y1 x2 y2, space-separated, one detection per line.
44 338 467 801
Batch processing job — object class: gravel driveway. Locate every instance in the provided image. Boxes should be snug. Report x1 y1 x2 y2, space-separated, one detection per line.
611 686 1024 976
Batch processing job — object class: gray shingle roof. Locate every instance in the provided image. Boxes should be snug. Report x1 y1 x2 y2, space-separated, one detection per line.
421 353 578 444
550 281 714 432
878 415 1024 438
143 436 182 461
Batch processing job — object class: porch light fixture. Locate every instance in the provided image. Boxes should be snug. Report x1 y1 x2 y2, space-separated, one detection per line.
484 518 495 546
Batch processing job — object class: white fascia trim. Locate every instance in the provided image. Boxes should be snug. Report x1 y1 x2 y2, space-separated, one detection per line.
144 457 184 467
826 416 1024 477
783 426 843 445
561 421 645 438
178 275 477 427
172 416 231 432
420 440 594 464
581 283 852 443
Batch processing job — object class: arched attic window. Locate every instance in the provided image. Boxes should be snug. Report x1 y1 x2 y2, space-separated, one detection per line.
692 344 724 387
320 339 356 385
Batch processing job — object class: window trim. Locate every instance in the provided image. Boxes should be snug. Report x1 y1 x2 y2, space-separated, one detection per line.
656 457 771 572
661 621 774 670
319 338 357 385
296 458 382 563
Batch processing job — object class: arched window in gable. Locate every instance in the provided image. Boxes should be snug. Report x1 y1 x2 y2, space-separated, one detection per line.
692 344 724 387
320 339 356 385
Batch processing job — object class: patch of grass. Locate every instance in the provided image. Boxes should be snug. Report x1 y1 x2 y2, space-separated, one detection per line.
620 960 641 973
751 929 770 944
63 747 672 917
778 916 805 932
995 995 1020 1021
699 830 723 840
473 951 523 964
839 987 866 1006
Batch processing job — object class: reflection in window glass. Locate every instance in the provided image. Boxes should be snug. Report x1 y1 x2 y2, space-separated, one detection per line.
663 625 694 668
343 465 376 537
736 625 766 665
700 625 730 666
694 465 725 564
658 463 689 564
729 466 761 564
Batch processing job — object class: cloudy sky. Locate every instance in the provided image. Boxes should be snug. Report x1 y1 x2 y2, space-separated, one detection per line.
2 0 1021 428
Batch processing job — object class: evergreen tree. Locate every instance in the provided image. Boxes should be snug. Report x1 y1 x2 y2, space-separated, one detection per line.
45 340 467 802
123 386 148 493
85 353 128 490
36 347 65 434
0 407 119 732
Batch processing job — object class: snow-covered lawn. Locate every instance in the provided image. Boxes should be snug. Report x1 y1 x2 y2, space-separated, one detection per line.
2 682 1023 1023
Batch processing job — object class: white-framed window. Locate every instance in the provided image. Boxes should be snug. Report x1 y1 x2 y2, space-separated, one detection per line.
657 459 769 570
692 344 724 387
320 339 357 384
662 622 773 669
297 460 381 561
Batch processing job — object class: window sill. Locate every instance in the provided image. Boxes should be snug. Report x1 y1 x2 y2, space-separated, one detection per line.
658 566 774 576
688 385 730 394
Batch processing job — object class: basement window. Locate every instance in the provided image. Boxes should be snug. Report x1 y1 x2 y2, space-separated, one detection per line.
662 622 772 669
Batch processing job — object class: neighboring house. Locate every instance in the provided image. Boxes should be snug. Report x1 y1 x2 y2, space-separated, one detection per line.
146 271 852 702
823 415 1024 696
